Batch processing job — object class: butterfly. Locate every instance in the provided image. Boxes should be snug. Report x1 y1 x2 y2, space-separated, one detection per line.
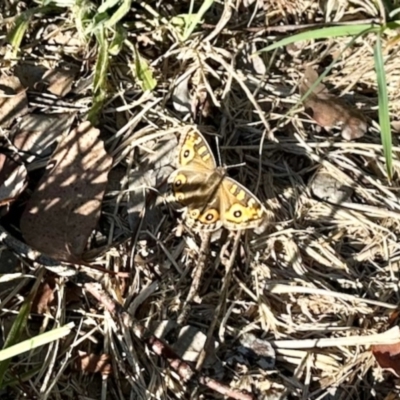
168 127 267 232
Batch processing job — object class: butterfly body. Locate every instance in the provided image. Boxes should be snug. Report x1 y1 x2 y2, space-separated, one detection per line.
168 128 267 232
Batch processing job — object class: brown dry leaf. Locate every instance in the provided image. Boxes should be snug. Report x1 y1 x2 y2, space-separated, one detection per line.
372 342 400 377
388 310 400 326
75 351 112 376
191 70 212 119
32 277 56 314
0 163 27 206
14 64 47 91
20 121 113 263
41 66 78 97
13 113 75 158
0 75 29 128
384 393 400 400
300 66 367 140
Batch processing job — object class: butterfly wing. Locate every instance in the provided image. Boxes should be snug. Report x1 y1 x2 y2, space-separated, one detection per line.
176 128 217 170
169 127 217 202
219 177 266 230
169 167 224 232
170 128 265 232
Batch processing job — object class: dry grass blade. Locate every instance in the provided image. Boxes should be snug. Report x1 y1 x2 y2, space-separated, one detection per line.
1 1 400 399
177 232 211 326
195 231 241 371
84 282 256 400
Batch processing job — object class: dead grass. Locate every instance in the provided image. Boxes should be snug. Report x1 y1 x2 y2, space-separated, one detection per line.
1 0 400 399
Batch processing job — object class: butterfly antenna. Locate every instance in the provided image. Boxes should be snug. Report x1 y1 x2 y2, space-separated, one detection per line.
225 162 246 170
215 135 223 166
213 135 246 170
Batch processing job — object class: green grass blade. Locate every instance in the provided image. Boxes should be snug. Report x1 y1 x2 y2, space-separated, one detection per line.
257 24 380 53
98 0 120 13
88 25 109 124
0 323 74 363
128 42 157 91
182 0 214 41
72 0 96 37
6 5 63 58
104 0 132 28
41 0 76 6
0 287 35 387
6 10 35 59
93 27 109 93
85 11 109 35
109 25 126 56
374 35 393 179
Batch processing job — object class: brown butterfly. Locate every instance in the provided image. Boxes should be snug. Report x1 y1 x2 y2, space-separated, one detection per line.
168 128 267 231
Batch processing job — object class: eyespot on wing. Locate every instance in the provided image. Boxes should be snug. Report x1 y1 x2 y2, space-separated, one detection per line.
173 173 187 189
180 145 195 165
226 202 263 223
198 209 220 224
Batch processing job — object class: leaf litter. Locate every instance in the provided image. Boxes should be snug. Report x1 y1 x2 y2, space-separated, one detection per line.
40 65 79 98
0 75 28 128
0 154 27 208
300 66 368 140
12 113 75 158
1 1 400 400
20 121 112 263
74 351 112 377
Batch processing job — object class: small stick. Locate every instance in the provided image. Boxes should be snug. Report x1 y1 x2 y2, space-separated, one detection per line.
195 231 241 371
177 231 211 326
201 18 379 34
84 281 255 400
204 0 233 42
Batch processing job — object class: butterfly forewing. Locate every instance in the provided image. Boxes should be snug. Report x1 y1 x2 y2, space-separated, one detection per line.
178 129 216 170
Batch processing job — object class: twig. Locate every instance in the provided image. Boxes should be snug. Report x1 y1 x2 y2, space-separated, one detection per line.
271 326 400 349
201 18 379 34
195 231 242 371
265 283 398 309
177 231 212 325
84 281 255 400
204 0 233 42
